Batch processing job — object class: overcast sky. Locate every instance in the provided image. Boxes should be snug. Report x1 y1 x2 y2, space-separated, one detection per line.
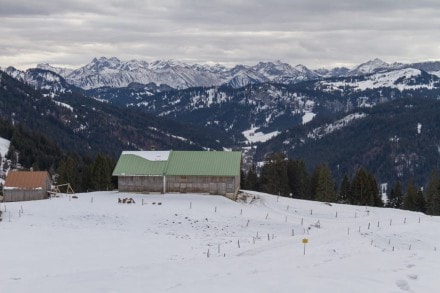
1 0 440 70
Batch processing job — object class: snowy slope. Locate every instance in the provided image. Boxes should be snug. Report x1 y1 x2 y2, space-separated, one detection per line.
0 137 10 158
319 68 439 92
1 191 439 293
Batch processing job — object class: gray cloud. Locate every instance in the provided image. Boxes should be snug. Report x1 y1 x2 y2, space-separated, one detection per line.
1 0 439 69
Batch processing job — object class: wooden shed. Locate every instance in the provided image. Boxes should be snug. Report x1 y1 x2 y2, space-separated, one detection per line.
113 150 241 199
3 171 52 202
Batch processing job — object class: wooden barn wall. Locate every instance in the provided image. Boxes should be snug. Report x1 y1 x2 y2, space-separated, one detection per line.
3 189 48 202
118 176 163 192
166 175 237 195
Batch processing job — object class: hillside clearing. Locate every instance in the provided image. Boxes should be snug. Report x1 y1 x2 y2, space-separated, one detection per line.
1 191 439 292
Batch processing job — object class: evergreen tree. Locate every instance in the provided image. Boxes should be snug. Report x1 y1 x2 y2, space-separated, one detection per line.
351 167 369 205
415 189 426 213
260 153 290 196
57 154 80 190
88 154 114 191
425 169 439 215
240 168 246 190
244 164 259 191
403 181 418 211
286 159 310 199
434 183 440 215
387 181 403 209
367 173 383 207
338 174 351 204
313 163 337 203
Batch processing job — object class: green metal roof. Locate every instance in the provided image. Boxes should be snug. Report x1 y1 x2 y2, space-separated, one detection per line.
166 151 241 176
112 151 241 177
112 154 167 176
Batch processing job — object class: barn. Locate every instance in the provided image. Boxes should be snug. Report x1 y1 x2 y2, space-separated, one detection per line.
112 150 241 199
3 171 52 202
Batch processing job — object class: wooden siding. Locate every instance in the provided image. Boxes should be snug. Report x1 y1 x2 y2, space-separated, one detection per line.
3 176 51 202
117 175 240 198
117 176 163 193
166 175 237 196
3 189 49 202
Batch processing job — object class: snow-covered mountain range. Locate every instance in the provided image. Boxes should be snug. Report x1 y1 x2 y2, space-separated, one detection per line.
36 57 323 89
2 57 440 91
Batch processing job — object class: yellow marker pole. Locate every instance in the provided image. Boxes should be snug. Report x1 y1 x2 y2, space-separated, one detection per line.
302 238 308 255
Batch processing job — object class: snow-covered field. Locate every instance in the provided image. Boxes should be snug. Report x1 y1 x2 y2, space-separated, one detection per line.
1 191 439 292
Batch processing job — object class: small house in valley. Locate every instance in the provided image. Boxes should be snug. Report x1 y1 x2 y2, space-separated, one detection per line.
3 171 52 202
112 151 241 199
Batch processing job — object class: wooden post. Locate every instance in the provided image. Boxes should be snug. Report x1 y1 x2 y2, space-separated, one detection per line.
368 222 370 229
292 229 294 236
266 212 269 219
246 219 250 227
301 218 304 225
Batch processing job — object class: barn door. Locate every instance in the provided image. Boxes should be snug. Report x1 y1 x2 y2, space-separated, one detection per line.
219 183 226 195
209 183 217 194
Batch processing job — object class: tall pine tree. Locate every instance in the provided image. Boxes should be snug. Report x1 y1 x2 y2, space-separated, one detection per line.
387 181 404 209
286 159 310 199
260 153 290 196
313 164 337 203
403 181 418 211
425 169 439 215
338 174 351 204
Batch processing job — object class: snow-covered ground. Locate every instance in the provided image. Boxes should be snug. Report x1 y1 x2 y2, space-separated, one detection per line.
1 191 439 292
0 137 10 158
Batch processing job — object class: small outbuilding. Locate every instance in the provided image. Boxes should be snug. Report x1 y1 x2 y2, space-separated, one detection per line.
113 150 241 199
3 171 52 202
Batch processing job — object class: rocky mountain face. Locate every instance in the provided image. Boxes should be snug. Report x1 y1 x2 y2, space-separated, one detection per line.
30 57 440 90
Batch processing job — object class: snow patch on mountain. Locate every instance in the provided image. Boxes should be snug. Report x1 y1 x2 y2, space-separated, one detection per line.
53 100 74 112
302 112 316 124
243 127 280 144
308 113 367 140
320 68 434 92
